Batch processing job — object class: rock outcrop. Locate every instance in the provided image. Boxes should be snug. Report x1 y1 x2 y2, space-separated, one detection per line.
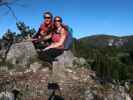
6 42 37 67
0 41 132 100
51 50 89 83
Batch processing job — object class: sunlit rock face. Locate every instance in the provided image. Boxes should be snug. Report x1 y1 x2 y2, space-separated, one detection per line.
0 91 14 100
6 42 37 67
0 41 132 100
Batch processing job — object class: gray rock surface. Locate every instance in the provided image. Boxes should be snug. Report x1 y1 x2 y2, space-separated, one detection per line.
56 50 75 68
0 91 14 100
29 62 42 72
52 50 89 82
0 42 132 100
6 42 37 67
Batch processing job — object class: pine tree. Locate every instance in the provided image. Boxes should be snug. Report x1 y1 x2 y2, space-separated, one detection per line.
16 21 36 40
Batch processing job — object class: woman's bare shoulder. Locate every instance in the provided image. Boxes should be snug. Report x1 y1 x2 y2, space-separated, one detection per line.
60 27 67 34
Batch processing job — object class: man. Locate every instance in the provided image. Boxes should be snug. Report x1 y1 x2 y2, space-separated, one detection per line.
32 11 53 50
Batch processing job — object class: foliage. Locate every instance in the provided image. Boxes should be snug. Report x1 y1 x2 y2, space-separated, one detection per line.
71 35 133 83
0 21 36 43
16 22 36 39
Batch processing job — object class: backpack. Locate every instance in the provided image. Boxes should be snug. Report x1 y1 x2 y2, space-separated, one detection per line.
64 26 73 50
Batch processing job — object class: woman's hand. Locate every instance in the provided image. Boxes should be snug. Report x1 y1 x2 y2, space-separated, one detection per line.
42 45 53 51
43 43 58 51
42 47 50 51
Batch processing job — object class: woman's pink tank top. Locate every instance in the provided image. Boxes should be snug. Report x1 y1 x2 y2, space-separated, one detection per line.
52 34 61 42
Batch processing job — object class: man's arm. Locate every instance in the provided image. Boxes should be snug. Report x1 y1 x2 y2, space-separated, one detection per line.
43 33 52 40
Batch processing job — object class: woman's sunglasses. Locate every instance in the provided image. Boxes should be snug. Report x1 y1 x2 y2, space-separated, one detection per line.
54 20 61 22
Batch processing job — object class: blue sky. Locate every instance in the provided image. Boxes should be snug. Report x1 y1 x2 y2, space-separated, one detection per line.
0 0 133 38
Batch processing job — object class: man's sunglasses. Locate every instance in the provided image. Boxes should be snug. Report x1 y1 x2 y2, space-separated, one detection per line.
44 16 51 19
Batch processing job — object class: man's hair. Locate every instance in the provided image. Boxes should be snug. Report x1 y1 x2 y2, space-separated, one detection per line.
44 11 53 19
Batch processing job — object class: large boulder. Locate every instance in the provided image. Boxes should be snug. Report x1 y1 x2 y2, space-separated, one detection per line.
6 42 37 67
54 50 88 68
55 50 75 68
51 50 89 82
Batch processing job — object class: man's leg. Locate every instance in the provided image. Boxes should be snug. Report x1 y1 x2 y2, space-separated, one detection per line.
38 48 63 63
47 48 64 61
38 48 63 83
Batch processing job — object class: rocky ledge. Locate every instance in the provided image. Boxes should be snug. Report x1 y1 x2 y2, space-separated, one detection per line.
0 42 132 100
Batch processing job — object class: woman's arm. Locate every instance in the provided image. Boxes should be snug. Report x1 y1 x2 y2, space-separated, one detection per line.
45 28 67 49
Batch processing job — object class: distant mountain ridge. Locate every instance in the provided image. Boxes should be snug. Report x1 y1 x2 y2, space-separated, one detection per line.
78 34 133 48
71 34 133 84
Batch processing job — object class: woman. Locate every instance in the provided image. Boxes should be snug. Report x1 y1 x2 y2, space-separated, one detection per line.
38 16 68 65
